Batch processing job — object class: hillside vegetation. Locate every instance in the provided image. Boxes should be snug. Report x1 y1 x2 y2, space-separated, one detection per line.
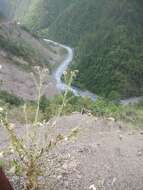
0 2 143 189
5 0 74 31
2 0 143 99
48 0 143 99
7 0 143 99
0 24 47 70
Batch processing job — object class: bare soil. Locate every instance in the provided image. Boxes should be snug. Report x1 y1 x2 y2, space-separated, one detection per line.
0 54 59 100
45 113 143 190
0 22 66 100
1 113 143 190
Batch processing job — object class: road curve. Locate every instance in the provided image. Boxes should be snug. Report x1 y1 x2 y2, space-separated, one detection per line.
44 39 97 100
44 39 142 104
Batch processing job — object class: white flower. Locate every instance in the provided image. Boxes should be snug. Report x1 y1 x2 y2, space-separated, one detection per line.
9 166 16 174
44 68 49 73
64 137 68 141
34 66 40 71
63 71 67 75
0 107 3 112
0 65 2 70
10 148 15 154
9 123 15 130
0 151 4 158
89 184 96 190
107 117 115 122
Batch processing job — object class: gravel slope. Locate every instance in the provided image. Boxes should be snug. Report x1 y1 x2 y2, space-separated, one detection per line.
45 113 143 190
1 113 143 190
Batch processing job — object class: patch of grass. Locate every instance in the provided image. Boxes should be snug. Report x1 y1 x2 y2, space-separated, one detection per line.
1 88 142 129
118 101 143 129
0 91 24 106
0 25 50 71
0 36 43 70
38 93 143 129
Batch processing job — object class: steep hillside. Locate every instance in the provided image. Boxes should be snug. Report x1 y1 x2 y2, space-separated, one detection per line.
3 0 143 99
6 0 75 31
0 21 65 99
0 22 47 69
49 0 143 99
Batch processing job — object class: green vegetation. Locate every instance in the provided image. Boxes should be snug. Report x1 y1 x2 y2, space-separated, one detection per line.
0 36 34 60
0 92 136 126
0 67 141 128
39 93 120 119
5 91 142 128
33 95 141 129
0 91 24 106
1 0 143 121
1 0 142 126
38 94 143 128
6 0 75 31
0 23 49 70
0 1 143 187
48 0 143 99
0 69 142 190
6 0 143 99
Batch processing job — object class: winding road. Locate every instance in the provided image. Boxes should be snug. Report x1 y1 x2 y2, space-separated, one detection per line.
44 39 142 104
44 39 97 100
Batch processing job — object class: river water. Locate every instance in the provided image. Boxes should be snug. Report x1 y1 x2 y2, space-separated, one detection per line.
44 39 97 100
44 39 142 104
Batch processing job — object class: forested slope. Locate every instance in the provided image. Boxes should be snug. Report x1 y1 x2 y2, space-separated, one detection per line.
4 0 143 99
6 0 75 31
49 0 143 99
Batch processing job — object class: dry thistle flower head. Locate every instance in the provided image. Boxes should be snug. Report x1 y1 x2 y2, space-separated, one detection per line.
43 68 49 74
8 123 15 130
0 151 4 158
0 107 4 112
74 70 79 73
34 66 40 72
70 70 77 78
30 72 34 77
9 146 15 154
63 71 67 76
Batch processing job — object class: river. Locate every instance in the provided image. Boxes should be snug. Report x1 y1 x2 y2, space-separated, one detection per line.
44 39 97 100
44 39 142 105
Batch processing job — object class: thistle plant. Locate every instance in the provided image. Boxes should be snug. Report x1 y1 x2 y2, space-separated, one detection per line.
57 70 78 117
0 66 79 190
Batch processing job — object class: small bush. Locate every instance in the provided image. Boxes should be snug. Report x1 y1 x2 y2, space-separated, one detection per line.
0 91 24 106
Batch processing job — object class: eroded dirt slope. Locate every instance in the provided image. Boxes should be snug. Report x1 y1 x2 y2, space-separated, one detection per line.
0 21 66 99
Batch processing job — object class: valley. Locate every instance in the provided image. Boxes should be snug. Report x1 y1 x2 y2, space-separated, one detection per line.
3 0 143 99
0 1 143 190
